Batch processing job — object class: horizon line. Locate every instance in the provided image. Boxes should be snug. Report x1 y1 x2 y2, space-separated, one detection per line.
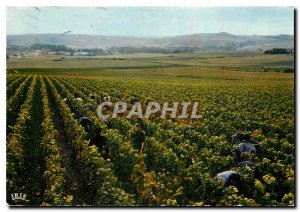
6 32 294 38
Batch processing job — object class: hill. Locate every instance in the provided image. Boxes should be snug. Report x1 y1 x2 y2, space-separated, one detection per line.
7 32 294 51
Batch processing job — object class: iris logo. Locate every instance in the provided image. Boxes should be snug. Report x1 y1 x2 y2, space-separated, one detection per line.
11 193 27 202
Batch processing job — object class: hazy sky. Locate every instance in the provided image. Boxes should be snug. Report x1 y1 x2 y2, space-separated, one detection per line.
6 7 294 36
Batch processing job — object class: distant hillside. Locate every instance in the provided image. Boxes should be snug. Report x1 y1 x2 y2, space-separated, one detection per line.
7 32 294 51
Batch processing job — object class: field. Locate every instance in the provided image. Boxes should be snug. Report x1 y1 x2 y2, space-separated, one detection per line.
6 52 295 206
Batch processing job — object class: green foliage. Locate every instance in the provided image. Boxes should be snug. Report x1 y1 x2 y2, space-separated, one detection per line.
6 74 294 206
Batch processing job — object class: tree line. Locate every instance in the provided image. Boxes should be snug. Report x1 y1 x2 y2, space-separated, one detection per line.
264 48 293 54
7 43 200 55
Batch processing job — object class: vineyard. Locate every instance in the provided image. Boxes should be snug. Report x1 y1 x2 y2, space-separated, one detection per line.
6 73 294 206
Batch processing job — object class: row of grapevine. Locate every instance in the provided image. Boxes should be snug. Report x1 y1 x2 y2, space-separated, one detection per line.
39 76 67 205
7 75 27 99
7 76 37 204
7 75 32 135
7 74 21 86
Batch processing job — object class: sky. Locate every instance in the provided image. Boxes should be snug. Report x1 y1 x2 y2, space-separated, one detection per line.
6 7 294 37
